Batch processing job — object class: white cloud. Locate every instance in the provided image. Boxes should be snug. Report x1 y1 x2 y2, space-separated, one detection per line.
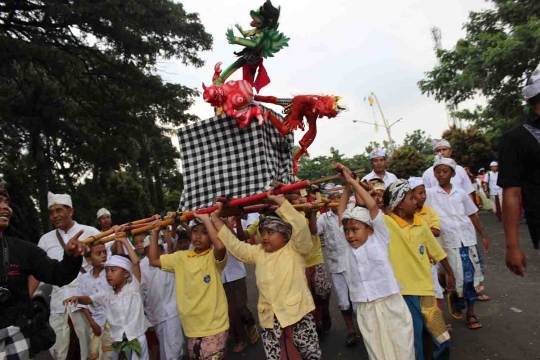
160 0 492 158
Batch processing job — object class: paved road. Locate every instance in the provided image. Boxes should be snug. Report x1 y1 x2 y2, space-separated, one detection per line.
38 211 540 359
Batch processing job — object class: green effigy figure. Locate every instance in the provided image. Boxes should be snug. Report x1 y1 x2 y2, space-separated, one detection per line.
214 0 290 93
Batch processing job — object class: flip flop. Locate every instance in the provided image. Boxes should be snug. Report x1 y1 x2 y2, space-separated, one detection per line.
476 293 490 301
466 314 483 330
232 341 247 353
247 325 260 344
446 291 462 320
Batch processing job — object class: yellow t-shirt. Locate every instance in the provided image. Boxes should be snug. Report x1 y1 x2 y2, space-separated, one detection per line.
300 212 324 268
160 248 229 338
418 205 441 231
384 213 447 297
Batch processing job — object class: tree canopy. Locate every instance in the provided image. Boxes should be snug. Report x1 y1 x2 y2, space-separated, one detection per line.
0 0 212 241
418 0 540 148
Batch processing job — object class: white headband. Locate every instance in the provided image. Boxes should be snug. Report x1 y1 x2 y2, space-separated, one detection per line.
342 204 372 226
143 235 163 248
432 139 451 150
104 255 133 275
48 191 73 209
434 156 457 171
490 161 498 167
408 177 424 190
96 208 111 220
524 63 540 100
369 147 385 160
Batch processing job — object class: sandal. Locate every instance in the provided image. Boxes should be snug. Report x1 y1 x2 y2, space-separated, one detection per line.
446 291 462 320
466 314 482 330
345 332 358 347
232 340 247 353
476 293 490 301
247 325 260 344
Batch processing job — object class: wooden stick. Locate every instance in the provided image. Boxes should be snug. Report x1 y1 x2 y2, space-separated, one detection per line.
331 162 370 190
82 215 161 244
310 168 365 185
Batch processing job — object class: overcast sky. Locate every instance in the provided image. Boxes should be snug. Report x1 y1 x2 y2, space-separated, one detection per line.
159 0 492 158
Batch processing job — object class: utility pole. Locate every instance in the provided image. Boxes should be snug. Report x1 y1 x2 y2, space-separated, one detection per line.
367 92 396 153
431 26 459 128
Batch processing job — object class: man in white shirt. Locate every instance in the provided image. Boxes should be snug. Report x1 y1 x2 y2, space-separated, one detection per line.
422 139 476 203
483 161 503 222
361 148 398 188
96 208 112 232
34 192 100 360
317 185 359 346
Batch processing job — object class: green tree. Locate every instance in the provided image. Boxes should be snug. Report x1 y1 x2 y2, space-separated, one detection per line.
0 0 211 237
387 146 428 178
403 130 433 156
418 0 540 147
442 126 495 173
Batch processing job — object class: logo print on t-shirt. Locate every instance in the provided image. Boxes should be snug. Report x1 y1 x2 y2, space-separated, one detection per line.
203 274 211 284
419 245 425 255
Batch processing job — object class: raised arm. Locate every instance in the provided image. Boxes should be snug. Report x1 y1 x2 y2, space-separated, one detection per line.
338 184 351 225
148 226 162 268
117 237 141 283
163 227 175 255
343 168 378 220
212 205 259 265
272 194 312 256
304 203 318 235
194 213 226 262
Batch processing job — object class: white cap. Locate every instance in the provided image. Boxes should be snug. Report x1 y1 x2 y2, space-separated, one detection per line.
47 191 72 209
369 148 385 160
408 177 424 190
143 235 163 248
490 161 498 167
432 139 451 151
342 204 371 226
96 208 111 220
434 155 457 171
524 63 540 100
324 182 343 196
104 255 133 275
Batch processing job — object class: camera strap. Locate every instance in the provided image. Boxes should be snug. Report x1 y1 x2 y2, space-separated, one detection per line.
1 236 8 283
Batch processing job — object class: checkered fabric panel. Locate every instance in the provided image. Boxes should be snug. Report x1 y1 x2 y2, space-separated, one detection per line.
177 106 295 211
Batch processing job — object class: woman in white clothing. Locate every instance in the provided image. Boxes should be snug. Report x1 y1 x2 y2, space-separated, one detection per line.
337 165 414 360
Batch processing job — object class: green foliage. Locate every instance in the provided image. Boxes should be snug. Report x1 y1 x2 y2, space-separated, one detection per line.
403 130 433 157
418 0 540 147
387 146 429 179
442 126 496 173
0 0 210 239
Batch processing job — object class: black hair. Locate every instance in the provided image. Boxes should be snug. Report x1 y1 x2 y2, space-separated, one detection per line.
368 178 385 184
84 241 105 258
383 187 391 208
528 92 540 107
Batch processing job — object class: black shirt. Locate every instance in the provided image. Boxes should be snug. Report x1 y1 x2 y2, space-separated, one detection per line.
498 109 540 219
0 236 82 329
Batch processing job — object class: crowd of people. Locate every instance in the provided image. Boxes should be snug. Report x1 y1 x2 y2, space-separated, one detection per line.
1 65 540 360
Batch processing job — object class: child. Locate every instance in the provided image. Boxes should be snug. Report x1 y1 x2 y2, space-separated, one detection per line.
140 229 185 360
409 177 447 312
147 217 229 360
425 157 490 330
286 194 332 338
78 241 116 360
64 235 150 360
208 193 322 360
383 179 456 359
337 166 414 359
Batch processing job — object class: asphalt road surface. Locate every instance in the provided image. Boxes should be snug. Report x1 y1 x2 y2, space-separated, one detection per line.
38 211 540 359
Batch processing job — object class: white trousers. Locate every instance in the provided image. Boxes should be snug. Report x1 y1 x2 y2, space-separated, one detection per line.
445 245 484 297
49 310 90 360
331 272 351 310
154 316 185 360
356 294 415 360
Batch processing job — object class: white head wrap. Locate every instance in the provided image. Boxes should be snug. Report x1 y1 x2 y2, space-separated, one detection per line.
408 177 424 190
47 191 73 209
342 204 372 226
433 155 457 171
431 139 451 151
143 235 163 248
104 255 133 275
490 161 498 167
324 182 343 198
372 182 386 192
96 208 111 220
388 179 411 210
369 147 386 160
524 63 540 100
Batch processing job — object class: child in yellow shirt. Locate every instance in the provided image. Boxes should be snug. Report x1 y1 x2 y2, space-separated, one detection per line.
147 217 229 360
206 193 323 360
383 179 456 360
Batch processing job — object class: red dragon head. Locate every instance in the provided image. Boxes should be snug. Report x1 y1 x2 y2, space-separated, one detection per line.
313 95 346 118
202 83 224 108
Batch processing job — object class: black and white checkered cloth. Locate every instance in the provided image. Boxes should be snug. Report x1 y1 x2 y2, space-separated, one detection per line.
177 106 295 211
0 326 31 360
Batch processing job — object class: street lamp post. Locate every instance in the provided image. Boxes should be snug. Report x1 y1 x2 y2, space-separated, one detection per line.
352 117 403 153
